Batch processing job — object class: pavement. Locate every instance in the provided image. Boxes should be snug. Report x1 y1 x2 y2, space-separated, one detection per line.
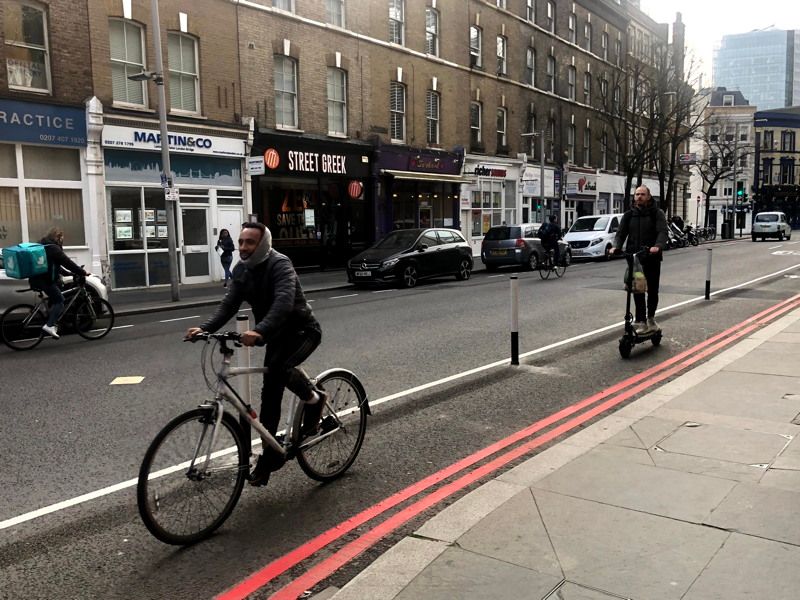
312 305 800 600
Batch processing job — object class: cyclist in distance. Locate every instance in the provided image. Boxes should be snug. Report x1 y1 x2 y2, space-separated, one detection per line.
538 214 562 268
29 226 91 340
609 185 668 334
185 222 324 486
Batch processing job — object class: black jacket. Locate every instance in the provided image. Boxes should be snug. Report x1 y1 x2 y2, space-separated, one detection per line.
200 250 318 342
215 236 235 259
613 202 668 260
29 235 84 287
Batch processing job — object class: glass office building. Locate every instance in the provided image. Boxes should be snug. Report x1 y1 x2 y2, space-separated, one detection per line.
713 29 799 111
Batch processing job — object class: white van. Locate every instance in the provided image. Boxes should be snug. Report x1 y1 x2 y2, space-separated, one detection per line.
564 213 624 260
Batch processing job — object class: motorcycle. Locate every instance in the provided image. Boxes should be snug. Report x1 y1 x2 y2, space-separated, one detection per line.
668 222 688 248
683 224 700 246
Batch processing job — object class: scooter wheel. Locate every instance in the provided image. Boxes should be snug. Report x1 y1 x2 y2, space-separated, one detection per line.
651 331 662 347
619 338 633 359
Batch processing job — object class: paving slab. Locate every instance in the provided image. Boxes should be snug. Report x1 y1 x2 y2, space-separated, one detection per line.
724 341 800 377
456 489 562 577
533 490 728 600
704 481 800 545
656 422 789 465
770 331 800 343
603 416 682 450
652 407 799 437
395 546 562 600
682 533 800 600
532 448 736 523
547 582 634 600
759 467 800 492
649 451 766 483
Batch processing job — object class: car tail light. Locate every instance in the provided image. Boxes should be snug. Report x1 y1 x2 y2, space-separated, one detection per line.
515 238 526 249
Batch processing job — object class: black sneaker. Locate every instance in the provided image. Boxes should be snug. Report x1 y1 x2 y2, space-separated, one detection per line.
248 451 285 487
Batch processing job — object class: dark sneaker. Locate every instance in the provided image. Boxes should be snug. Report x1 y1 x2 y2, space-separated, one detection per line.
248 450 285 487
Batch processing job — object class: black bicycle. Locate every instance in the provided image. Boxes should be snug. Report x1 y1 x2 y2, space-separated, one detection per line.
0 276 114 350
538 248 569 280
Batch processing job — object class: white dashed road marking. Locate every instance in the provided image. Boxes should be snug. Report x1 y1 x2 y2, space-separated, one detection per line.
110 376 145 385
330 294 358 300
159 315 200 323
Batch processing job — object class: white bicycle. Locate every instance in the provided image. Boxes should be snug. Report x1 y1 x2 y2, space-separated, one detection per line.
137 331 370 545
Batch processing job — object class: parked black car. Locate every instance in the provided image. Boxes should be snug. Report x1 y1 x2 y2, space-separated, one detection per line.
347 228 473 288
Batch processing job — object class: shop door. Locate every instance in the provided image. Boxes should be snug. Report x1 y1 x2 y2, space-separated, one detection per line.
216 207 242 280
180 207 211 284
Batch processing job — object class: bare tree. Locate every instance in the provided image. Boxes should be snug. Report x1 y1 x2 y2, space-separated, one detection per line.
694 128 743 227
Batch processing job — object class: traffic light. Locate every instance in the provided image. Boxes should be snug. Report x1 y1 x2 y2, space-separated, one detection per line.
736 189 744 200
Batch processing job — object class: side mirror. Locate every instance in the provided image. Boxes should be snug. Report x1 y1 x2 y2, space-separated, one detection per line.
417 243 428 252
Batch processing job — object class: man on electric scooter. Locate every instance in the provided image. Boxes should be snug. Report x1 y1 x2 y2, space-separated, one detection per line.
609 186 668 335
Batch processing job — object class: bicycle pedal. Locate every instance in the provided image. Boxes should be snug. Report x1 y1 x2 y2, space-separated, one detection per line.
319 416 338 434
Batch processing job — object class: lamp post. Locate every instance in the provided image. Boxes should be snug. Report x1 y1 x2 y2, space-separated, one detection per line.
521 131 546 221
128 0 180 301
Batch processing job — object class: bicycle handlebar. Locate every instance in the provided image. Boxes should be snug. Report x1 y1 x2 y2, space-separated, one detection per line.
185 331 266 348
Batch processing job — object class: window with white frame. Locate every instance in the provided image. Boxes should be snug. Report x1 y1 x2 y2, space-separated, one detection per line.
469 26 482 68
526 0 535 21
615 39 622 66
568 13 577 43
601 131 607 169
739 153 747 169
167 33 199 113
738 124 748 142
612 85 620 114
583 127 591 165
613 137 619 170
497 107 507 149
274 55 298 128
4 1 50 92
496 0 506 8
390 81 406 141
601 32 608 60
470 101 482 147
425 8 439 56
546 2 555 33
109 19 146 106
722 94 734 106
526 47 536 86
327 67 347 135
389 0 405 45
567 66 576 100
496 35 507 75
326 0 344 27
584 71 591 104
585 22 592 52
526 109 537 154
600 76 608 102
546 55 555 92
567 125 575 163
547 118 555 160
426 90 440 145
273 0 293 11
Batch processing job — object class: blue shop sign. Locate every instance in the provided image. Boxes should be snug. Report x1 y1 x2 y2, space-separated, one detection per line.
0 99 87 147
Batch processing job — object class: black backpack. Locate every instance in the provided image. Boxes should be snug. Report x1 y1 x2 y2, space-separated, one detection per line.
538 223 557 244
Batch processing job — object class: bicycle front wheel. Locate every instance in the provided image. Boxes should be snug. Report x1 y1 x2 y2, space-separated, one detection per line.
1 304 44 350
74 298 115 340
553 260 567 278
296 370 368 482
137 408 248 545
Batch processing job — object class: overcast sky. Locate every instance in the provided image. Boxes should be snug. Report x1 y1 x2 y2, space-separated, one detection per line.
639 0 799 87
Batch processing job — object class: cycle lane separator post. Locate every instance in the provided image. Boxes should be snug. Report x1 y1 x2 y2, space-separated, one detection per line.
510 275 519 365
705 248 712 300
215 296 800 600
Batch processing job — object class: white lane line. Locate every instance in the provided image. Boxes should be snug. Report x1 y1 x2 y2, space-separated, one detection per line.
488 274 505 278
2 262 798 532
159 315 200 323
372 289 395 294
112 325 134 330
769 245 783 249
330 294 358 300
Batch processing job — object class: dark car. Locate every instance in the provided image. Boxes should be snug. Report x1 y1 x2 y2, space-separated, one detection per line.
347 228 473 288
480 224 571 271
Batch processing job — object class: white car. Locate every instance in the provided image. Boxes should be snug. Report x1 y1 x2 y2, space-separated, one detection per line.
751 212 792 241
564 214 624 260
0 251 108 313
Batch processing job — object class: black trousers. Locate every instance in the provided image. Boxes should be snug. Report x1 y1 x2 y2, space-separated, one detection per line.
633 258 661 322
259 324 322 436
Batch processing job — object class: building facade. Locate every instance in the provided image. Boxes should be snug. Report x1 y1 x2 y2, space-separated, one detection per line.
753 106 800 230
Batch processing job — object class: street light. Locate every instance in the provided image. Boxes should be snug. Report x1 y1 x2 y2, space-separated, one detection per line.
521 131 546 222
127 0 179 301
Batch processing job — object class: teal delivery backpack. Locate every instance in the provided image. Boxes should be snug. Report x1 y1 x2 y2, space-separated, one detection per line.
2 243 49 279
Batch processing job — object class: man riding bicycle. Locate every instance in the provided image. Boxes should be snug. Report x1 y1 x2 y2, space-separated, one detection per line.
186 222 325 486
537 214 562 268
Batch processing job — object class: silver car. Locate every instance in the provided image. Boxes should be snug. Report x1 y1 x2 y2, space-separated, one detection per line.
0 251 108 313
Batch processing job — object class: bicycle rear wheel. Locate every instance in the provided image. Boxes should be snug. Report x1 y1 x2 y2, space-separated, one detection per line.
137 408 248 545
538 258 552 280
296 370 368 482
74 298 115 340
1 304 44 350
553 259 567 278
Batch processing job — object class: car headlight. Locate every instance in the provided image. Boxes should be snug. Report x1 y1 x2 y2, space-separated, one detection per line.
382 258 399 268
589 238 603 246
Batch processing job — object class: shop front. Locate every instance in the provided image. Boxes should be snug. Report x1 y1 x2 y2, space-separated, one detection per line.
521 164 556 224
251 134 372 269
460 156 522 257
565 169 599 222
101 121 248 288
0 99 89 265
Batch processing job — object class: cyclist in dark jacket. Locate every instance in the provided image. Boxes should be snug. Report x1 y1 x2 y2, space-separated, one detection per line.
186 222 324 486
29 227 90 339
610 186 668 334
537 215 562 268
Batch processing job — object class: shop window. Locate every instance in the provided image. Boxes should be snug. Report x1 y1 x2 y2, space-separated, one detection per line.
4 1 50 93
274 55 298 128
26 188 84 244
0 188 22 246
217 190 243 205
426 90 440 145
470 180 504 236
390 81 406 142
0 144 16 178
326 0 344 27
327 67 347 135
109 19 146 107
168 33 200 113
22 146 80 180
425 8 439 56
111 253 147 288
389 0 404 45
109 188 145 251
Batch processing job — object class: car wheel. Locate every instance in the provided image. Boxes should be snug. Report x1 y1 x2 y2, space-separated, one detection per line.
563 250 572 267
778 231 784 241
455 258 472 281
751 234 757 242
400 264 418 288
604 244 612 261
527 252 539 271
787 231 792 240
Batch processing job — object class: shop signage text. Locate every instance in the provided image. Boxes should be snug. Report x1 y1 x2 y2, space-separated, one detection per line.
0 99 86 147
102 125 246 158
286 150 348 174
473 165 507 178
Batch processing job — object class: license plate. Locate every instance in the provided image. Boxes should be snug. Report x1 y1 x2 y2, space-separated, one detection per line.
491 249 508 256
572 249 583 255
355 270 372 277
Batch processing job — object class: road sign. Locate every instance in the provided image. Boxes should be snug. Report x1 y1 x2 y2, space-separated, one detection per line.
247 156 265 175
164 187 180 202
678 153 697 165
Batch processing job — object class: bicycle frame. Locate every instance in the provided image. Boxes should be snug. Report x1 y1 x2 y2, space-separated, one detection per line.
27 283 91 325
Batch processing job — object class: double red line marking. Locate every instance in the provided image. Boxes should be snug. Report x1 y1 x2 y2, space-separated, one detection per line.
218 294 800 600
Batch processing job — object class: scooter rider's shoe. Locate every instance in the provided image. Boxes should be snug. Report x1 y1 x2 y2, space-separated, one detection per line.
633 321 648 335
647 318 660 333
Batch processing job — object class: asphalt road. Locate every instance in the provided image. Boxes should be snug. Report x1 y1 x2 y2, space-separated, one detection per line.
1 238 798 599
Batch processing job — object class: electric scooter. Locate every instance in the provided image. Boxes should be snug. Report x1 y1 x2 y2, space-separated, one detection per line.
619 249 662 358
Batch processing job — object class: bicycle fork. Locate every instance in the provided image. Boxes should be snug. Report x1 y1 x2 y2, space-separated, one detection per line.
189 400 226 479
